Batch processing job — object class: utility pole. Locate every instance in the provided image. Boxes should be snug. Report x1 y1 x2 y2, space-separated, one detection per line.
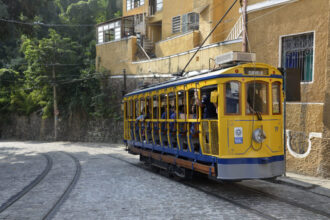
53 64 58 141
242 0 248 52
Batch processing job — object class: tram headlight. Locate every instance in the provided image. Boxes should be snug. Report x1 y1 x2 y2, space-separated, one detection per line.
252 128 266 143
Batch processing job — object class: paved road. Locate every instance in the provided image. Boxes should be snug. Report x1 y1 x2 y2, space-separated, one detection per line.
0 141 329 220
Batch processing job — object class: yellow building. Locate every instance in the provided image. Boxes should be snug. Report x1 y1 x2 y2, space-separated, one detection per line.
96 0 242 75
96 0 330 178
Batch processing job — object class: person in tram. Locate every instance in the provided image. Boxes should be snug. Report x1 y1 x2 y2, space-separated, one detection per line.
194 90 217 119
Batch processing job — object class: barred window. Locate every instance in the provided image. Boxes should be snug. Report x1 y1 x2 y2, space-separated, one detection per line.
172 16 181 34
127 0 144 11
182 12 199 33
281 32 314 82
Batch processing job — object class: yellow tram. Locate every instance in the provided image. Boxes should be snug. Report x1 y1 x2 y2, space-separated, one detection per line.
123 59 284 180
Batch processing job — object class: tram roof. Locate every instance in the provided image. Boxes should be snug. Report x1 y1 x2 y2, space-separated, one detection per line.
124 63 282 98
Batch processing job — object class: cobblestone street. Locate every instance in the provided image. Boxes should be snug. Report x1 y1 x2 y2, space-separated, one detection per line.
0 141 330 220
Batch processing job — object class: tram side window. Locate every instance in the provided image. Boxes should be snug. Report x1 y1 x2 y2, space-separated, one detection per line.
124 101 128 119
225 81 241 114
140 98 145 120
168 92 176 119
160 94 167 119
135 99 139 119
177 91 186 119
246 82 268 114
188 89 198 119
197 85 218 119
129 100 133 119
153 95 159 119
145 97 151 119
272 82 281 114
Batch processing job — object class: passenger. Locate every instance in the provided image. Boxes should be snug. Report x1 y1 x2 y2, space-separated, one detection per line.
169 106 176 132
195 90 217 119
178 105 186 119
189 104 197 119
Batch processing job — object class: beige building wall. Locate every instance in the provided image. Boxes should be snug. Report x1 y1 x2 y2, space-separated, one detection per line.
211 0 241 43
133 41 242 74
155 31 200 57
247 0 329 177
123 0 149 17
96 37 137 75
96 39 242 75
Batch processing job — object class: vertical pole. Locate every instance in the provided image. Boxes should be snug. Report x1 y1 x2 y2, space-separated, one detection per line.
283 69 287 176
242 0 248 52
53 65 58 141
122 69 127 97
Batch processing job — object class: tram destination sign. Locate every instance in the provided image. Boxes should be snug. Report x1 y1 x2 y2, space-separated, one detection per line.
244 68 269 76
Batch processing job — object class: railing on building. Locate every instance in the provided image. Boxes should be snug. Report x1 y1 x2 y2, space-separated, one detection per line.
226 16 243 41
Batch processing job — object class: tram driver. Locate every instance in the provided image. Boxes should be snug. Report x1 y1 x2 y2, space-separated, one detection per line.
194 89 217 119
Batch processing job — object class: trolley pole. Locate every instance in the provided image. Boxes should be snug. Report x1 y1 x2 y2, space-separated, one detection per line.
53 65 58 141
242 0 248 52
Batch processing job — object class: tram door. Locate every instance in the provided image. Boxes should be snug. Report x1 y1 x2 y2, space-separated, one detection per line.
199 85 219 156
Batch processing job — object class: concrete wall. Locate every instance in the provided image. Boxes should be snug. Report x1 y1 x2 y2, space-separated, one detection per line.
96 37 137 75
155 31 200 57
133 40 242 74
247 0 329 177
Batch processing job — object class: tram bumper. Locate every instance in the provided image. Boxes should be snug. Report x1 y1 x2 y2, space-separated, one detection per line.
217 156 285 180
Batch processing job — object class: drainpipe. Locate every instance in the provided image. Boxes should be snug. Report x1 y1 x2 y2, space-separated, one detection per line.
242 0 247 52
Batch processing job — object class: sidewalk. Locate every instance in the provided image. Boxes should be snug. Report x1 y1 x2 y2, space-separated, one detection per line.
277 172 330 197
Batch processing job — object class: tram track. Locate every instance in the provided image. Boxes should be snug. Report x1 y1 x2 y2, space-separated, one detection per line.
107 154 276 220
108 153 330 220
0 152 81 220
42 152 81 220
0 153 53 213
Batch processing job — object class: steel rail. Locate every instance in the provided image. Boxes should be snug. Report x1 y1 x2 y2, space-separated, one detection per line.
42 152 81 220
107 154 276 220
0 153 53 213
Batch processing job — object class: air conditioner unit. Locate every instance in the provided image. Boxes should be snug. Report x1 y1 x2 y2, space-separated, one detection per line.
215 51 256 65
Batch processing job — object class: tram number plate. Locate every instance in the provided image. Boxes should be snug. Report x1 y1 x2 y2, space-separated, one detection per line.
234 127 243 144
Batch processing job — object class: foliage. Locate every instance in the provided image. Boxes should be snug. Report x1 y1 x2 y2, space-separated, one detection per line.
0 0 123 119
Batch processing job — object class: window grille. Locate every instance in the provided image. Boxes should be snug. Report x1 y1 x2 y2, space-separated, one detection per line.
172 16 181 34
182 12 199 33
281 32 314 82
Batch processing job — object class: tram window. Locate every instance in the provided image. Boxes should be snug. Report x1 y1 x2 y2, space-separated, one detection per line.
153 95 159 119
160 94 167 119
198 85 218 119
135 99 139 119
124 102 128 119
272 82 281 114
145 97 151 119
188 89 198 119
140 98 145 116
129 100 133 119
225 81 241 114
246 82 268 114
168 92 176 119
177 90 186 119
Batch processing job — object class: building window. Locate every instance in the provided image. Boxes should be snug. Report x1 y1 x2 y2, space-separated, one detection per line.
97 21 121 44
182 12 199 33
156 0 163 11
172 16 181 34
281 32 314 82
127 0 144 11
